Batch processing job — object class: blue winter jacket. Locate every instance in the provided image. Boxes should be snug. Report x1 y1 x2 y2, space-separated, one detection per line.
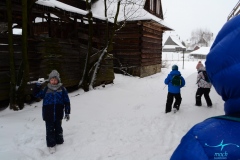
164 70 185 93
34 85 71 122
170 118 240 160
171 15 240 160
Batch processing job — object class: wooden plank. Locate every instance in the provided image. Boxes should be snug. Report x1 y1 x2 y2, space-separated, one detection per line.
142 41 162 49
141 61 161 66
142 36 162 43
113 48 140 52
142 26 162 36
115 52 141 56
113 38 140 44
116 28 140 34
142 30 162 39
115 55 141 60
142 48 162 54
112 33 140 39
141 57 161 63
141 53 161 58
78 32 101 43
142 21 163 32
114 44 140 50
114 60 140 66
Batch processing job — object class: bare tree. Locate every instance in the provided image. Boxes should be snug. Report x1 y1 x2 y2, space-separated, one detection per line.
88 0 121 90
79 0 144 91
190 28 214 47
79 0 94 91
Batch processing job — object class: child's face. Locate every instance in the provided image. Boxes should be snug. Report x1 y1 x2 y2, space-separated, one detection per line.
50 78 58 85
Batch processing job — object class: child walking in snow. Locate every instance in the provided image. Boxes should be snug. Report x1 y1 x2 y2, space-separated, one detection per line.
195 65 212 107
34 70 71 153
164 65 185 113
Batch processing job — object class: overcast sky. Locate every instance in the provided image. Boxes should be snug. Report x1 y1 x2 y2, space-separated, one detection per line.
161 0 239 41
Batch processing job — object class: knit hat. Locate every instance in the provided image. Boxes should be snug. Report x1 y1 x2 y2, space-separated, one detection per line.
48 70 61 83
172 65 178 71
196 62 204 70
205 15 240 115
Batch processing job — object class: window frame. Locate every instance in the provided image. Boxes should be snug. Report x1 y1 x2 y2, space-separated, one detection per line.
156 0 160 15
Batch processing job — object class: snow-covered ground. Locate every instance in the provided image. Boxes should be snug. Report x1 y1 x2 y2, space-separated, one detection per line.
0 56 224 160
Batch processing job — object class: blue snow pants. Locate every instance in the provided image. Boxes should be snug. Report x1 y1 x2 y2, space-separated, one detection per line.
45 120 64 147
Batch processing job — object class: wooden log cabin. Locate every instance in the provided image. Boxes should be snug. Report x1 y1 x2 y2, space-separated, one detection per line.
0 0 114 102
93 0 172 77
112 0 172 77
58 0 173 77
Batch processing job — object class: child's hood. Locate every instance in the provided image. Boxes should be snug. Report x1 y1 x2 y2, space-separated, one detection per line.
170 70 181 76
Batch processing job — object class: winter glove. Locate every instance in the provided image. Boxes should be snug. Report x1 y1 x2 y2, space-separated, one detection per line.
64 114 70 121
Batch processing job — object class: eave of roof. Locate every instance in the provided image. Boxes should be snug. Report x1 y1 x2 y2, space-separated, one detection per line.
36 0 107 21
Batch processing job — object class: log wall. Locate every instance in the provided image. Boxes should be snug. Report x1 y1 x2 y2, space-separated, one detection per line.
112 21 163 77
0 34 114 101
0 0 114 103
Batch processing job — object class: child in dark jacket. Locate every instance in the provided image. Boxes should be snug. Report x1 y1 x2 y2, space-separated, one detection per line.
164 65 185 113
34 70 71 153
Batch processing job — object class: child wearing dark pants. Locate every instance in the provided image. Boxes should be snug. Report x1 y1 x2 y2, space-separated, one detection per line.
164 65 185 113
166 93 182 113
195 88 212 107
46 121 64 147
34 70 70 153
195 66 212 107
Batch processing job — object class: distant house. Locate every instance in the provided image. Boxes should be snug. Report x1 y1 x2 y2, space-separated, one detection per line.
162 35 186 52
197 37 208 47
189 47 210 59
193 46 200 51
187 37 209 52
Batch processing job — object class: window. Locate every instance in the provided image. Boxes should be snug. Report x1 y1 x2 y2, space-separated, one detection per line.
156 0 160 15
150 0 154 11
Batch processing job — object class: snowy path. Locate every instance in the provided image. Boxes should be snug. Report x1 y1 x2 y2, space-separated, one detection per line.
0 61 224 160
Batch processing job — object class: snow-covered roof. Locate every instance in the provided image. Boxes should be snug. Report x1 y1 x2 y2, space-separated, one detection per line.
163 35 186 49
163 45 179 49
35 0 172 29
169 35 186 48
91 0 172 29
36 0 106 21
190 47 210 55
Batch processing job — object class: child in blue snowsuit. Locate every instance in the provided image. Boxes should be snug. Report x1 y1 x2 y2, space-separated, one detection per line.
164 65 185 113
34 70 71 151
170 15 240 160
